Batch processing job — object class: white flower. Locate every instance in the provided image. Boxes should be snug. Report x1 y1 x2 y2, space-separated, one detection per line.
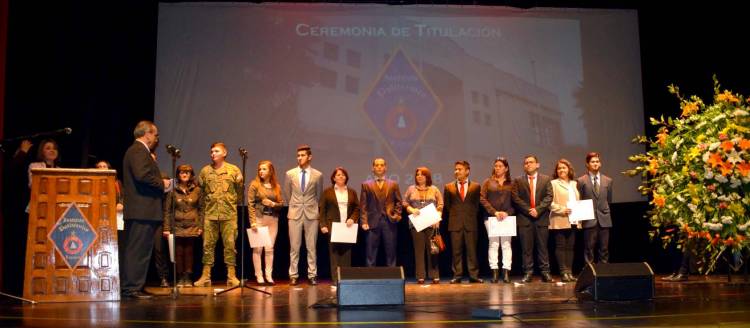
721 216 733 224
727 149 742 164
665 175 674 188
709 223 723 231
688 203 698 212
739 225 747 232
703 222 710 227
712 218 719 223
696 121 707 129
676 195 685 202
743 176 750 184
730 176 742 189
733 109 748 116
715 175 728 183
709 142 721 151
703 151 711 163
712 114 726 122
672 151 678 163
705 168 714 179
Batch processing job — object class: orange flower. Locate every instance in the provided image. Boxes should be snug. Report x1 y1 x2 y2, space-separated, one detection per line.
724 237 735 246
717 90 740 103
653 193 666 207
707 152 724 168
681 102 699 117
720 161 734 176
648 159 659 175
721 140 735 152
740 139 750 151
737 162 750 177
656 133 668 147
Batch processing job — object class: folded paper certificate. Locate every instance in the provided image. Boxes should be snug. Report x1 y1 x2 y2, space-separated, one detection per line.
485 216 516 237
408 203 442 232
331 222 358 243
168 233 175 263
246 226 273 248
116 211 124 231
568 199 595 222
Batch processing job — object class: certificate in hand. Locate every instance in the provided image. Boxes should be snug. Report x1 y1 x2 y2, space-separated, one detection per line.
568 199 595 222
484 216 516 237
408 203 442 232
246 226 273 248
331 222 358 244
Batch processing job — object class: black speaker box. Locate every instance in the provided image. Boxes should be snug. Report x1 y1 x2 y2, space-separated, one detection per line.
337 266 405 306
575 262 655 301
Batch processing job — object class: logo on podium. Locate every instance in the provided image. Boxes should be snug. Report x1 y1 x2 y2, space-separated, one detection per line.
362 48 443 167
48 203 98 270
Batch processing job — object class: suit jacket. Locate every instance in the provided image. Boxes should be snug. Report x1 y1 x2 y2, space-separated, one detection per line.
443 180 481 232
283 166 323 220
511 173 553 226
549 179 580 230
577 173 613 228
122 141 164 221
360 179 402 227
319 186 360 230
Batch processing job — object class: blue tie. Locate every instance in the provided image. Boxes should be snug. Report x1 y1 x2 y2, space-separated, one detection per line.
300 170 306 193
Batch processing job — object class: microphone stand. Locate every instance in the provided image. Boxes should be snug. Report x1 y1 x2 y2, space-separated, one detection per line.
167 148 179 298
215 148 271 297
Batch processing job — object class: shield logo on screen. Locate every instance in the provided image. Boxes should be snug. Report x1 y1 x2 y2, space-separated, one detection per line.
48 203 98 270
362 48 443 167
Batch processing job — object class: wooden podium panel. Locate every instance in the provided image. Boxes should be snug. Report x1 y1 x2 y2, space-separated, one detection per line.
24 168 120 302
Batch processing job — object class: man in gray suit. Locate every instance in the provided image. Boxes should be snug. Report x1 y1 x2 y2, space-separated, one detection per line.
512 155 554 283
283 144 324 286
577 152 613 264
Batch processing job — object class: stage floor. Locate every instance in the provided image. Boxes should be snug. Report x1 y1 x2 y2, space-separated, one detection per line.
2 274 750 327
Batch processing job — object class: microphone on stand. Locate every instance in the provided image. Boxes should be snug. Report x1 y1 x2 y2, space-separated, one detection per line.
165 144 181 158
238 147 248 159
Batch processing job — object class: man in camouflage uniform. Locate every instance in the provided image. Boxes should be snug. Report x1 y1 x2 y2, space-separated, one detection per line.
194 142 244 287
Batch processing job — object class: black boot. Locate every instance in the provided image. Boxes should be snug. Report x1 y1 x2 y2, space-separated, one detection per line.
491 269 499 283
502 269 511 283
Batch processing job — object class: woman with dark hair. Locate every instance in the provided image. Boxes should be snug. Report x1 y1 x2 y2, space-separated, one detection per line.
27 139 60 188
95 160 124 213
248 160 284 285
480 157 516 283
549 158 581 282
164 164 203 287
319 167 359 286
403 166 443 284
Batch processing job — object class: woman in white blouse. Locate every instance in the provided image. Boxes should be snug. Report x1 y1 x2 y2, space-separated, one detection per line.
549 159 581 283
318 167 359 285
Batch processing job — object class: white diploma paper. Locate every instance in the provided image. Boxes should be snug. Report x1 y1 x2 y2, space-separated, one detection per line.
246 226 273 248
331 222 358 244
408 203 442 232
116 212 124 231
168 233 175 263
485 216 517 237
567 199 596 222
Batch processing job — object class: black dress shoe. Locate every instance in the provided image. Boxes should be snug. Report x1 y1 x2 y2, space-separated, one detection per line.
491 269 499 283
668 273 689 282
122 290 153 300
309 277 318 285
502 269 511 284
432 278 440 284
449 277 462 284
541 272 554 283
289 277 298 286
521 272 533 283
416 279 425 284
469 277 484 283
160 277 170 288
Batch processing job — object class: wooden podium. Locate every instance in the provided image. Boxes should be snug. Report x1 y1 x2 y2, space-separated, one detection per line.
23 168 120 302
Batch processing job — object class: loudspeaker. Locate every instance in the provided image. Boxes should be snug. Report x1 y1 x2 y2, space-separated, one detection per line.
337 266 405 306
575 262 655 301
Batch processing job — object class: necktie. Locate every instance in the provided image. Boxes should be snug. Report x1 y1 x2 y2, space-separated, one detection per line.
300 170 306 193
593 175 600 194
529 176 535 209
376 178 384 189
459 181 465 201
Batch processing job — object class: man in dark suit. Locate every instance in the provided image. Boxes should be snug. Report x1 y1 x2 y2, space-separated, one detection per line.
121 120 170 299
512 155 554 283
577 152 613 264
444 160 483 283
360 158 402 267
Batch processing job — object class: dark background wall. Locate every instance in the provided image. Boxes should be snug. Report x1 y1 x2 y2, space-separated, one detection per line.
2 1 748 292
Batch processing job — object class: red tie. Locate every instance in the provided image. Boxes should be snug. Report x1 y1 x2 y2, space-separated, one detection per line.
529 176 535 209
459 182 465 201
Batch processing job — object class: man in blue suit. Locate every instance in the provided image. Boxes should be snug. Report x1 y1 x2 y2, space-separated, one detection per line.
360 158 402 267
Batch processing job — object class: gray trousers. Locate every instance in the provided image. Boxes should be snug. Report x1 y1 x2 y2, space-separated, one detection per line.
288 218 318 279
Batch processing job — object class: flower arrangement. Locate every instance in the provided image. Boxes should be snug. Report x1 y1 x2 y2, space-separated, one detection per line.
626 78 749 273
